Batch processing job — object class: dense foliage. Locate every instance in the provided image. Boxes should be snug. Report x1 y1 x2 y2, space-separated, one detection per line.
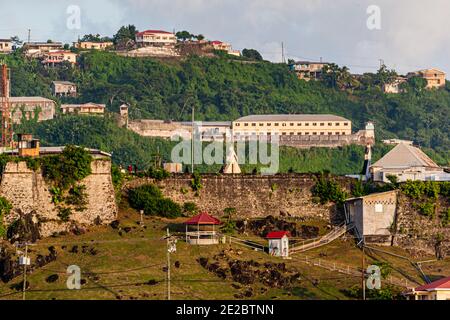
128 184 182 218
16 115 398 175
4 51 449 165
311 174 348 205
40 145 92 190
0 197 13 238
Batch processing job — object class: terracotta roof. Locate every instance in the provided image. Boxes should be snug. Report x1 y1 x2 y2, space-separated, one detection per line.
372 143 440 169
266 231 290 239
184 212 221 225
211 41 223 45
234 114 350 122
136 30 173 36
415 276 450 291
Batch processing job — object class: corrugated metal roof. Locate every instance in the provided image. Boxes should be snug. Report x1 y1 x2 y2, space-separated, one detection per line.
266 231 290 239
415 276 450 291
372 143 440 169
9 97 55 102
184 212 221 225
234 114 350 122
52 81 76 85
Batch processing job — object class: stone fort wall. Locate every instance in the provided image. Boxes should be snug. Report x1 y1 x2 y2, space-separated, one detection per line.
0 159 117 237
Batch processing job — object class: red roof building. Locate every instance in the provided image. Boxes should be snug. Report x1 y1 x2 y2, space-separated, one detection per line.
266 231 290 239
405 276 450 300
135 29 176 47
184 212 221 245
184 212 221 225
136 30 173 36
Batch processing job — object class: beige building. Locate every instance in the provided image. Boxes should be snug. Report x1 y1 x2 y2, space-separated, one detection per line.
345 190 397 244
42 51 77 66
404 276 450 300
0 39 12 54
232 114 352 138
9 97 56 124
211 41 240 56
407 68 446 89
370 143 450 182
51 81 77 97
23 42 64 57
135 30 177 47
289 61 330 81
61 103 105 115
74 41 113 50
383 76 407 93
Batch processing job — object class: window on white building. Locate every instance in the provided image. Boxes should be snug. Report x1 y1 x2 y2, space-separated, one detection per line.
375 203 383 213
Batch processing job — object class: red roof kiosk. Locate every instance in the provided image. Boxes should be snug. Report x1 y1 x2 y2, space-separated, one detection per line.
266 231 290 257
184 212 221 245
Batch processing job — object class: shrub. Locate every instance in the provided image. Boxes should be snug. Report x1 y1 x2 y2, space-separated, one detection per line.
41 145 92 190
415 200 435 218
157 198 182 218
373 261 392 279
65 184 88 210
312 174 348 205
221 220 237 234
0 196 12 238
440 208 450 227
351 180 370 197
183 202 198 215
111 164 124 190
50 186 63 204
191 172 203 192
57 207 72 222
128 184 182 218
147 166 170 181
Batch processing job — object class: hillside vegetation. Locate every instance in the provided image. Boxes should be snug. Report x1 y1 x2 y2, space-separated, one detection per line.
17 116 394 174
4 51 449 165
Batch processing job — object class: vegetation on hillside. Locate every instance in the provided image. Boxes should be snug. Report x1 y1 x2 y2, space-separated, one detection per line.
128 184 182 218
16 116 396 174
3 50 449 165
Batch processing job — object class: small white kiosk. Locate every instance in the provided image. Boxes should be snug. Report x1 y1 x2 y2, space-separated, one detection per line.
266 231 290 257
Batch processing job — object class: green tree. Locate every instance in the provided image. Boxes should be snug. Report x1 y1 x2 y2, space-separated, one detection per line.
242 48 263 61
176 31 193 41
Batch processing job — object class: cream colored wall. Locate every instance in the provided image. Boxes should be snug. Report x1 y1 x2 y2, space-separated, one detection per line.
232 120 352 136
137 33 176 45
0 41 12 52
436 290 450 300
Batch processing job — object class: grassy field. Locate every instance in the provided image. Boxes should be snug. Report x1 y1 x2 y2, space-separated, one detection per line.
0 206 448 300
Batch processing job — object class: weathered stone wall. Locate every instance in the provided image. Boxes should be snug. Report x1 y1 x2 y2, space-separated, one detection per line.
0 159 117 237
393 193 449 258
125 174 353 221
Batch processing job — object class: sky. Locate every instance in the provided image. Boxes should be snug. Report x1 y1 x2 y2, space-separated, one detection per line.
1 0 449 74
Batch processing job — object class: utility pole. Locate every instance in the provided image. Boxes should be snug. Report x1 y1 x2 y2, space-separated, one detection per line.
191 105 195 174
164 228 176 300
27 29 31 44
20 243 32 300
281 42 285 64
167 228 171 300
362 244 366 300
